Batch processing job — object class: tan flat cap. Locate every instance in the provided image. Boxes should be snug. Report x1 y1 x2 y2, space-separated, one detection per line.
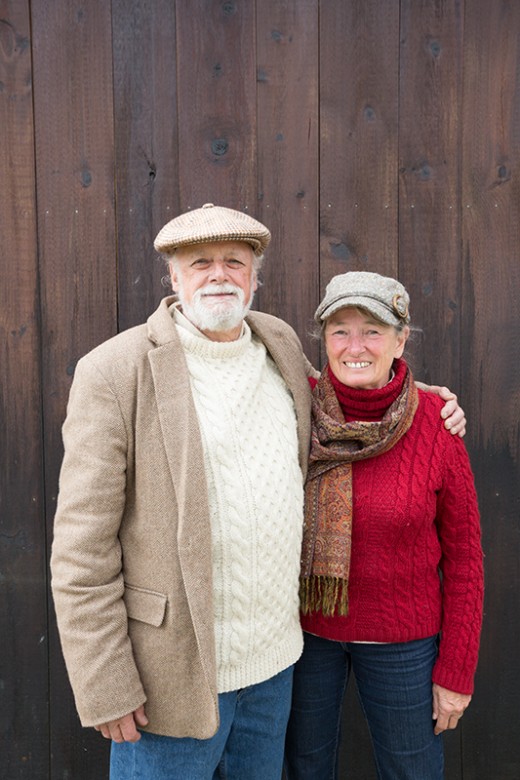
154 203 271 256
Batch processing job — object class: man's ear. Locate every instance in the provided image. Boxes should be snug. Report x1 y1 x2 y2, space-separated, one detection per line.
168 260 179 293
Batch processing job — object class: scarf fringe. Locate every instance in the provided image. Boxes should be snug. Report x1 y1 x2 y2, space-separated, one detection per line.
300 575 349 617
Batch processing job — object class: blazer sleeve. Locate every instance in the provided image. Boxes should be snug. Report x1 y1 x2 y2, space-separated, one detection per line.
304 354 320 380
50 354 146 727
432 430 484 695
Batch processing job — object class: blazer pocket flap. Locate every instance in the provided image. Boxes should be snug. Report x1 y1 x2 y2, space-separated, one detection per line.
124 585 167 627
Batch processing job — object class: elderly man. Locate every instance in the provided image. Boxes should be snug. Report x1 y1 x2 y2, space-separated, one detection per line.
51 204 465 780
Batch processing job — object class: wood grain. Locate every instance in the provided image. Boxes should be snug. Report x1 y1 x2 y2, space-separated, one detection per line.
0 3 48 777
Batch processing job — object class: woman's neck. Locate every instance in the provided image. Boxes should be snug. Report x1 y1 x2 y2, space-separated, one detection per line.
328 358 408 421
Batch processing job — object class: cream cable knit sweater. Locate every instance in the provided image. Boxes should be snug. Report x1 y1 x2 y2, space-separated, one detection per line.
174 311 304 693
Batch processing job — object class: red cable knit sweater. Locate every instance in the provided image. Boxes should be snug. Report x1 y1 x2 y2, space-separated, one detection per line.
302 359 484 695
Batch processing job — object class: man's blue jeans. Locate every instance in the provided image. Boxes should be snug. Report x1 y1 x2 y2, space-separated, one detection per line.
285 633 444 780
110 665 293 779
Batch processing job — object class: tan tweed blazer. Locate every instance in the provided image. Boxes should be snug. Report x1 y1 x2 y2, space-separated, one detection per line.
50 296 312 739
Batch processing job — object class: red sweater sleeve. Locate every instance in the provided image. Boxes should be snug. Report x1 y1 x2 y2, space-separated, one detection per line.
431 429 484 694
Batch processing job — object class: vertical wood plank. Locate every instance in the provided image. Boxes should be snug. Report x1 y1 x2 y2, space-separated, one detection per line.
31 0 117 776
256 0 320 365
0 3 47 778
398 0 463 396
319 3 399 775
399 6 464 772
112 0 180 331
175 0 257 209
461 2 520 777
320 0 400 309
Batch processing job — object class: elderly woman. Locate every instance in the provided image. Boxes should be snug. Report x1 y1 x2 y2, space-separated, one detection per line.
285 272 484 780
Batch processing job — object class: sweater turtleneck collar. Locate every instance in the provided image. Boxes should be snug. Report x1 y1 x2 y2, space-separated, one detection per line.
328 357 409 422
173 304 253 360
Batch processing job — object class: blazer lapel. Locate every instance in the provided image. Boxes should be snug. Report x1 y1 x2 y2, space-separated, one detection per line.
147 301 216 681
247 313 312 478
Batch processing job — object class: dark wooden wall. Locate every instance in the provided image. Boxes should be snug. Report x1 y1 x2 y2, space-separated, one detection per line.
1 1 519 777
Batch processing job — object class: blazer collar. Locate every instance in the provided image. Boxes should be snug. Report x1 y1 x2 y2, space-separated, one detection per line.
147 296 179 345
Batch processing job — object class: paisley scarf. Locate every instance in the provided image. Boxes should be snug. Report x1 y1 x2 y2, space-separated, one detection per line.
300 361 419 616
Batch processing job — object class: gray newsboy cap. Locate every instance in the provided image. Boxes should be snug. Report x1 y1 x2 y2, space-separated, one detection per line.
154 203 271 256
315 271 411 327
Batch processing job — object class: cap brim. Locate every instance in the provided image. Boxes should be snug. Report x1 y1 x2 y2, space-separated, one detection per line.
154 234 266 256
316 295 399 326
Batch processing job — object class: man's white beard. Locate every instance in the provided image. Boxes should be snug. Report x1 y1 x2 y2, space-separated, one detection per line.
177 280 254 333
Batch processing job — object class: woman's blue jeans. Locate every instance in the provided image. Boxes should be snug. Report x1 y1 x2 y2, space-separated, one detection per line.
110 665 293 779
285 633 444 780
